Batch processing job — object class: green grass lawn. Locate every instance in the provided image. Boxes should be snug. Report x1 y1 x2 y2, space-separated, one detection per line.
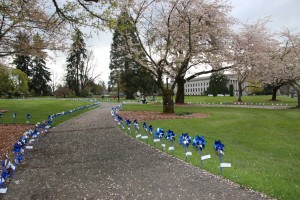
121 103 300 200
0 98 98 126
184 95 298 105
99 95 298 107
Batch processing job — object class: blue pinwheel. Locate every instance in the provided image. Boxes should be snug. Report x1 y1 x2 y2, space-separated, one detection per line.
193 135 206 151
1 161 8 181
125 118 132 134
143 122 147 132
165 129 176 143
179 133 191 148
13 143 22 154
214 140 224 155
133 119 140 133
155 128 164 139
42 121 46 133
126 118 131 127
47 115 53 128
1 159 14 182
31 129 38 138
148 125 153 135
116 115 124 129
14 154 23 165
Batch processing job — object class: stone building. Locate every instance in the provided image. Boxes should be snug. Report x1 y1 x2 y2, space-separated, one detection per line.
184 74 249 96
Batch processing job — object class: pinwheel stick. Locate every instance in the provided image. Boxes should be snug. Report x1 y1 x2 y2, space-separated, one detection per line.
200 149 203 168
220 153 223 175
185 146 188 161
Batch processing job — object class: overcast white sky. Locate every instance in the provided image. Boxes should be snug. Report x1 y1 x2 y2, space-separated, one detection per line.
47 0 300 85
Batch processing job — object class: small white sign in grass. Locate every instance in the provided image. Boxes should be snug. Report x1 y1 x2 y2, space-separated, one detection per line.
220 163 231 168
186 152 192 156
201 154 211 160
168 147 174 151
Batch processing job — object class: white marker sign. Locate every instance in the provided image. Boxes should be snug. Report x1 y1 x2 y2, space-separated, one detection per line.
201 154 211 160
161 144 166 148
168 147 174 151
186 152 192 156
141 136 148 139
220 163 231 168
0 187 7 194
25 146 33 149
153 139 160 143
135 134 141 138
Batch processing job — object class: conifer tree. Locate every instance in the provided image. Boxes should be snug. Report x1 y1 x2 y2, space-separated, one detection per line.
13 32 32 77
30 34 51 95
207 73 229 96
66 28 87 96
109 12 157 99
30 57 51 95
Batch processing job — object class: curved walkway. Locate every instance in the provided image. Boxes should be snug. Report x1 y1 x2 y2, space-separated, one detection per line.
1 103 271 200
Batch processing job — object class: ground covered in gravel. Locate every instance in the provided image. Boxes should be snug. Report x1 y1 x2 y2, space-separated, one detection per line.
0 111 207 160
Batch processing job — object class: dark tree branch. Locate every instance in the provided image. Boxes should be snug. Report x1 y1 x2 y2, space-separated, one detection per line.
186 66 232 81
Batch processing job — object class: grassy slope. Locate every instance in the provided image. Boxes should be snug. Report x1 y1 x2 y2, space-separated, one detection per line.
122 104 300 200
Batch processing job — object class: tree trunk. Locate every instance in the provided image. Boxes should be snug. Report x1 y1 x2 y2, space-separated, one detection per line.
271 87 278 101
162 89 174 113
238 82 243 102
175 76 186 104
297 90 300 109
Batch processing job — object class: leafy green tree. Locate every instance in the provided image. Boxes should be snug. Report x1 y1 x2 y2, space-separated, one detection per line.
207 73 229 96
10 68 29 96
109 12 157 99
66 28 87 96
0 65 13 97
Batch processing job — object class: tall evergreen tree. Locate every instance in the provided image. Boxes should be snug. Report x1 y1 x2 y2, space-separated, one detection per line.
66 28 87 96
13 32 32 77
109 12 157 99
29 34 51 96
30 57 51 95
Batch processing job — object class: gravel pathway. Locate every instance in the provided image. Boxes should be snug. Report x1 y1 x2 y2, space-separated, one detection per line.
0 103 272 200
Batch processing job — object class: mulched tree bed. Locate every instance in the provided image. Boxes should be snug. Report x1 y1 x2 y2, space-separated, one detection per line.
119 111 209 121
0 124 34 160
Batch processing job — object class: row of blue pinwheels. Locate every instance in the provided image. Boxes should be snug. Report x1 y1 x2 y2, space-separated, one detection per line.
111 105 224 153
0 102 100 194
111 105 229 173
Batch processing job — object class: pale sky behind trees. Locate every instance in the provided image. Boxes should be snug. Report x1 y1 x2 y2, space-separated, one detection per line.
46 0 300 85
